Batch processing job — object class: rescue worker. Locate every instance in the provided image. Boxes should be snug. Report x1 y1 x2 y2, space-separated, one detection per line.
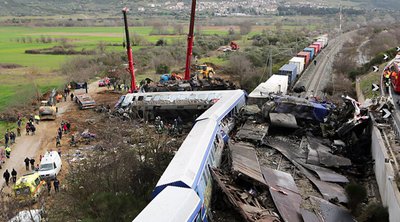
53 177 60 192
3 169 10 186
24 157 30 170
70 135 76 147
47 181 52 194
66 122 71 132
4 131 9 148
10 131 15 144
30 158 35 170
11 168 17 183
5 147 11 158
30 124 36 135
56 136 61 147
25 123 30 135
58 128 62 139
34 115 40 125
385 79 391 93
16 127 21 137
384 70 391 85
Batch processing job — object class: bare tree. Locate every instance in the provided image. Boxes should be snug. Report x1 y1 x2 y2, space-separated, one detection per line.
239 21 252 35
97 41 106 54
173 23 184 35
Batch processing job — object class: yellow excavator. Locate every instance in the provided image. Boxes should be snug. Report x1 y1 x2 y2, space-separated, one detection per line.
196 64 215 79
39 89 57 120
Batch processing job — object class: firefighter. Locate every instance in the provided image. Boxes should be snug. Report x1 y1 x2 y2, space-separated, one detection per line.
384 70 391 84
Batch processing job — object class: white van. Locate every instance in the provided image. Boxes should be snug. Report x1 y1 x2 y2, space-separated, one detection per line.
38 151 62 180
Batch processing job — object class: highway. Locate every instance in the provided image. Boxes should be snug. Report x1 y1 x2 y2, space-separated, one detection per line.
294 31 355 98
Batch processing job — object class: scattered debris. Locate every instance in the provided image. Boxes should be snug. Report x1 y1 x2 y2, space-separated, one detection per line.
211 168 281 222
230 142 265 185
269 113 298 129
302 196 355 222
236 122 269 144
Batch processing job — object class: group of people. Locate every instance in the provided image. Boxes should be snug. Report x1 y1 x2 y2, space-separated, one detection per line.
25 116 37 135
24 157 36 171
154 116 183 135
4 130 16 148
2 168 17 186
4 127 19 159
47 177 60 194
1 115 37 185
56 120 71 147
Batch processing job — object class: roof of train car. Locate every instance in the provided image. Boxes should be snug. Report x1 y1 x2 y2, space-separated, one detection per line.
121 90 235 107
279 63 297 72
133 186 201 222
249 75 288 98
196 90 246 122
290 57 306 64
153 119 218 197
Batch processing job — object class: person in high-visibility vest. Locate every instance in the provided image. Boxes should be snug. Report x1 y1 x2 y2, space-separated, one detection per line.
5 147 11 158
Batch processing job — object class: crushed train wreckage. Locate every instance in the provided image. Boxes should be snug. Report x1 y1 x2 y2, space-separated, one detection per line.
106 79 392 221
209 93 392 221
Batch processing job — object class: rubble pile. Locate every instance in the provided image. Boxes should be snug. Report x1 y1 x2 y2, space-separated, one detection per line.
211 95 391 222
140 77 236 92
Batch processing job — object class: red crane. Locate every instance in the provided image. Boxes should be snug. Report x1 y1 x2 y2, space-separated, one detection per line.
184 0 197 80
122 7 137 91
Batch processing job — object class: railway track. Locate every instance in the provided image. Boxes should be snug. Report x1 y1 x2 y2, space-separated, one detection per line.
295 31 355 98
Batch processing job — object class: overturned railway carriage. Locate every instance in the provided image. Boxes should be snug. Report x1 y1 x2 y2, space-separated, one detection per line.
132 90 246 222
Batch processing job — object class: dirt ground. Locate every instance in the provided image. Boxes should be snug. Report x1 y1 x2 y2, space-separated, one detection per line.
0 81 119 197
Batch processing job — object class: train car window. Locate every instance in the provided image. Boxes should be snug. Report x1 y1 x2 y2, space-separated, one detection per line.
195 212 203 222
205 165 211 182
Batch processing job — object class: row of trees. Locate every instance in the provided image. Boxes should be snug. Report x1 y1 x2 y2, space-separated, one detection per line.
13 36 69 44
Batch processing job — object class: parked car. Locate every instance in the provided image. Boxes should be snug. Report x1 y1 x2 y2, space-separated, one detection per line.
98 79 106 87
38 151 62 180
98 77 110 87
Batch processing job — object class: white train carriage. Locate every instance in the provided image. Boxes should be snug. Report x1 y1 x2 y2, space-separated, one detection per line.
133 186 202 222
133 90 247 221
152 118 224 222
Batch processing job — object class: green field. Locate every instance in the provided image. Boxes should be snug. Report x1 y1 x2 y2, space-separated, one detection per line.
0 23 314 114
0 26 183 71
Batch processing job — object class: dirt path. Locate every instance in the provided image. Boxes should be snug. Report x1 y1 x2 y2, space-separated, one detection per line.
0 81 103 191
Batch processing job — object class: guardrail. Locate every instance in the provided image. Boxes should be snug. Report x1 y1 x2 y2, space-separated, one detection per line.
371 122 400 222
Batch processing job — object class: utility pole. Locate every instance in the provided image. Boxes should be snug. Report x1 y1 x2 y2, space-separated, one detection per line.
339 0 342 35
269 50 272 78
266 48 293 79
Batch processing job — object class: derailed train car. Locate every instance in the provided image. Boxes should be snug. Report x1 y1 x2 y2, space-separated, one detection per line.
133 90 246 222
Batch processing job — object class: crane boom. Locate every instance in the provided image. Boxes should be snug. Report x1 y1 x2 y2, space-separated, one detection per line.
122 7 137 91
184 0 197 80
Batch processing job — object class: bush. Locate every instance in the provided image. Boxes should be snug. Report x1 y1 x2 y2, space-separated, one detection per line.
156 64 170 74
345 183 367 214
357 203 388 222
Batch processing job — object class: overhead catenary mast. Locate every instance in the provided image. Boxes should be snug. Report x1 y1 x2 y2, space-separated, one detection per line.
184 0 197 80
122 7 137 91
